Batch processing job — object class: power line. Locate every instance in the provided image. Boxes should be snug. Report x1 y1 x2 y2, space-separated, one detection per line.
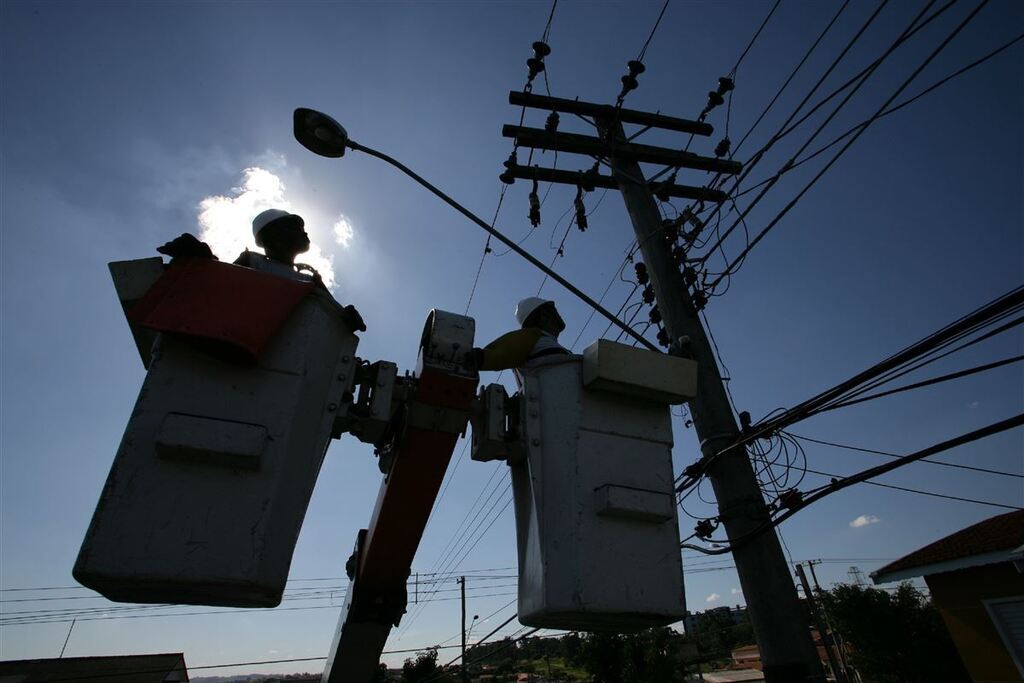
709 0 992 288
728 0 784 77
822 355 1024 413
677 285 1023 489
636 0 672 62
789 432 1023 479
803 466 1023 510
682 412 1024 555
734 29 1024 195
731 0 851 160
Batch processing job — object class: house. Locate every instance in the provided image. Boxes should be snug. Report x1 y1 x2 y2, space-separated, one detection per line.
0 653 189 682
872 509 1024 682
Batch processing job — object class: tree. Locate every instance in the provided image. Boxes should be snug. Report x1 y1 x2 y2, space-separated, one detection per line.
818 583 969 682
580 628 686 683
400 649 453 683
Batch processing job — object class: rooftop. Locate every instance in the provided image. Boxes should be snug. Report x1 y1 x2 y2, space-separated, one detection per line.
873 510 1024 584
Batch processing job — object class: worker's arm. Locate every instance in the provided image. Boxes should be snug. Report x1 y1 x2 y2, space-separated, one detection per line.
473 328 544 371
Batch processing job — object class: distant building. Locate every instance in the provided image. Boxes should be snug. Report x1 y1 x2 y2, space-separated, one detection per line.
872 509 1024 683
0 653 189 682
682 604 748 634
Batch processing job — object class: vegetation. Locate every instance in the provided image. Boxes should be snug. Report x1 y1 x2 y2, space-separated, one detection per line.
819 583 969 682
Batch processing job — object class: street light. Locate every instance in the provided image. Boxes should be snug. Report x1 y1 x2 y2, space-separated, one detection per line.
291 107 657 351
293 108 348 158
466 614 480 642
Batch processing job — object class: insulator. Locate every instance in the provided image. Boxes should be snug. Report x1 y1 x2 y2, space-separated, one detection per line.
528 178 541 228
620 74 639 94
648 307 662 325
545 110 560 134
671 244 685 264
626 60 646 76
715 137 731 158
707 91 725 108
484 245 493 254
717 76 735 94
682 267 697 286
527 57 546 82
692 290 708 311
574 189 588 232
634 262 649 285
657 327 671 347
642 285 655 304
499 151 518 185
739 411 752 431
532 41 551 59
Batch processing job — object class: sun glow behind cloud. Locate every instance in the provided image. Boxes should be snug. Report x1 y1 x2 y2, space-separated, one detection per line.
196 167 341 288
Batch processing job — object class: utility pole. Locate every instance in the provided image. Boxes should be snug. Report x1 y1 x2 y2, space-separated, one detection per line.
460 576 468 683
808 560 852 680
796 564 845 683
503 91 824 682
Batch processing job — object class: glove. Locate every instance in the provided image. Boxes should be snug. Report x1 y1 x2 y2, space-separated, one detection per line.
156 233 215 261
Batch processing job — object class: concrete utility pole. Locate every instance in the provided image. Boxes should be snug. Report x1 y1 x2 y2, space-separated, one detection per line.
460 576 468 683
502 91 824 681
796 564 845 682
600 120 823 683
808 560 852 679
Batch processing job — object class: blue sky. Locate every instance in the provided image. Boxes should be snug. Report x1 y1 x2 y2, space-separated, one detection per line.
1 0 1021 675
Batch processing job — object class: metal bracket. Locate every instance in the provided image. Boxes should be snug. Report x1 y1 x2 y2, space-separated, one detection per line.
470 384 523 463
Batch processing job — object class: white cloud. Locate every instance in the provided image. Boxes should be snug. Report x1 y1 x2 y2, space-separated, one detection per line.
333 215 355 248
196 167 337 288
705 593 720 603
731 588 742 596
850 514 881 528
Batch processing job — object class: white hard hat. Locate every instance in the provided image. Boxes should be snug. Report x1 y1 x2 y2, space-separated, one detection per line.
252 209 304 245
515 297 554 327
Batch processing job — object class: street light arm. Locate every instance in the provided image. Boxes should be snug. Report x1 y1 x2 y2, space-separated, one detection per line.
346 139 659 352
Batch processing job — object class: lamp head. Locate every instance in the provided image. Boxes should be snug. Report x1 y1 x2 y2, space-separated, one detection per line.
293 108 349 158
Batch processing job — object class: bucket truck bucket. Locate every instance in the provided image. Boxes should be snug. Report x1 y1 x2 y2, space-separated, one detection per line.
74 258 360 608
479 340 696 631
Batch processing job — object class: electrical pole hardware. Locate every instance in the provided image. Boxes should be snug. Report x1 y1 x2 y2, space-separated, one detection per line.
504 89 824 682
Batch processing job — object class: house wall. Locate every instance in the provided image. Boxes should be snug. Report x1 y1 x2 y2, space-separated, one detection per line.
926 562 1024 683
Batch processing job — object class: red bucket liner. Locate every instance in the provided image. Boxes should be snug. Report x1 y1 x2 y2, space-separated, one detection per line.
130 259 315 362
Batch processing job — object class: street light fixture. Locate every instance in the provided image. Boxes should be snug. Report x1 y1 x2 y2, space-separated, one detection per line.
293 108 349 158
290 107 657 351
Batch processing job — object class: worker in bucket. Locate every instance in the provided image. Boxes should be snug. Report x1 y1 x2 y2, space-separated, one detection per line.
156 209 365 330
468 297 571 373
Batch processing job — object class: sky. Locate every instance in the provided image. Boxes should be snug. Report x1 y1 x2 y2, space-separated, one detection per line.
1 0 1022 676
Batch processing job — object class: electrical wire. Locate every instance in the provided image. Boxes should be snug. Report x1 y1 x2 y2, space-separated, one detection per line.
708 0 992 288
676 285 1023 490
636 0 672 62
682 412 1024 555
735 29 1024 193
802 466 1023 510
788 432 1024 479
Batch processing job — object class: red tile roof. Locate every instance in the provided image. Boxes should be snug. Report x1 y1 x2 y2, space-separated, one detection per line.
873 510 1024 580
